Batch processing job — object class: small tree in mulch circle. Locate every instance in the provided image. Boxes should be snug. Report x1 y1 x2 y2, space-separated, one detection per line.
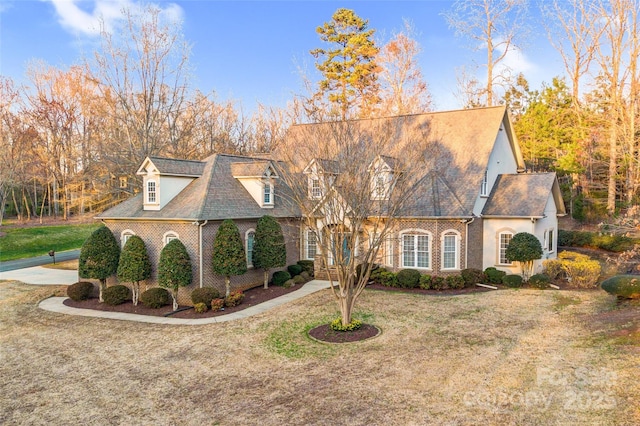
158 239 192 311
505 232 543 282
212 219 247 297
79 226 120 303
117 235 151 306
252 215 287 288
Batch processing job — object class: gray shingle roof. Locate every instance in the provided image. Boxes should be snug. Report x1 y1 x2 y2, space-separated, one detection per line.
482 173 563 217
145 156 206 177
98 154 298 221
230 161 273 178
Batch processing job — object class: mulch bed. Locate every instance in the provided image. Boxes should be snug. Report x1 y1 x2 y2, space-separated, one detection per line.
365 283 493 296
308 323 380 343
64 284 302 319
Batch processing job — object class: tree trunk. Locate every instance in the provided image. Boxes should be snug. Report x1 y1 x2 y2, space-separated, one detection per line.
99 279 106 303
171 289 178 311
263 270 269 289
225 276 231 297
607 124 617 215
132 282 140 306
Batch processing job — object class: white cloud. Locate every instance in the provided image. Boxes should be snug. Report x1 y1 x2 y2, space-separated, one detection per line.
47 0 183 36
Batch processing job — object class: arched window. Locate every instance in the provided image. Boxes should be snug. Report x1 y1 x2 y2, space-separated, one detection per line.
441 230 461 270
121 230 135 248
246 229 255 267
163 231 179 246
400 230 431 269
147 180 157 203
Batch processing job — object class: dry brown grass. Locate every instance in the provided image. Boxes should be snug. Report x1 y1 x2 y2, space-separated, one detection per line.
0 281 638 425
41 259 79 270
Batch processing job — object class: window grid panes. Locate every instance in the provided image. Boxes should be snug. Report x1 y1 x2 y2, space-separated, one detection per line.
311 179 322 198
499 233 513 264
548 229 554 252
480 170 488 196
264 184 272 204
443 234 457 269
147 181 156 203
402 234 430 269
247 231 255 265
307 230 317 260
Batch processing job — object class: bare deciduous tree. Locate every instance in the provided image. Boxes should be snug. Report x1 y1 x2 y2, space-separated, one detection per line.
445 0 528 106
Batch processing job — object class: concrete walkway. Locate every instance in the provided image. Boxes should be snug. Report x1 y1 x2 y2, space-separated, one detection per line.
38 280 332 325
0 266 78 285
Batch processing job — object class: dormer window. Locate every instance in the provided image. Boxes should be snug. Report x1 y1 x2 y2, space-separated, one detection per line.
310 178 322 199
480 170 488 197
147 180 157 203
263 182 273 205
373 175 386 199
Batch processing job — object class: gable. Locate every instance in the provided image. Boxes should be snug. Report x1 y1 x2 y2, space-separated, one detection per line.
482 173 566 217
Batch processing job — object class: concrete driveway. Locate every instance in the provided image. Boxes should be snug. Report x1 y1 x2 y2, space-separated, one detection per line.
0 266 78 285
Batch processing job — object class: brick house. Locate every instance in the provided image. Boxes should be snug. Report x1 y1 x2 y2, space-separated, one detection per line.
98 105 565 302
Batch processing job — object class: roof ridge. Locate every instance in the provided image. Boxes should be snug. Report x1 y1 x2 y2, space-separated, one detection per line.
193 154 219 219
148 156 205 163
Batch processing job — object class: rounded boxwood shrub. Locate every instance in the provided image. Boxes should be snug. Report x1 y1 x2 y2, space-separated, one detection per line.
529 273 551 289
287 264 303 276
140 287 170 309
103 285 131 306
397 269 421 288
379 270 399 287
601 275 640 299
67 281 94 301
293 275 305 284
484 267 507 284
300 271 311 281
431 276 446 290
370 267 387 284
461 268 485 287
272 270 291 286
445 275 465 289
283 279 296 288
503 274 524 288
297 260 314 276
191 287 221 308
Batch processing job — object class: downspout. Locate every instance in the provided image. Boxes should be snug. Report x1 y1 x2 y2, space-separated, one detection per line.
464 216 475 269
198 220 208 288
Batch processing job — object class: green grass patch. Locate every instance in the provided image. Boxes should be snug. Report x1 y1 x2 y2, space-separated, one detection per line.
552 293 582 311
0 223 101 262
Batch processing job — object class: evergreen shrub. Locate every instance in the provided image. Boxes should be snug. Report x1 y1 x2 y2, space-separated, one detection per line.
224 290 244 307
503 274 523 288
461 268 485 287
103 285 131 305
297 260 314 276
140 287 170 309
191 287 221 308
287 264 303 276
529 273 551 289
396 269 421 288
445 274 465 289
484 267 506 284
67 281 94 301
272 270 291 286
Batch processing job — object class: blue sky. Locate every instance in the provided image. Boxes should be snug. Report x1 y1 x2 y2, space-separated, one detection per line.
0 0 564 112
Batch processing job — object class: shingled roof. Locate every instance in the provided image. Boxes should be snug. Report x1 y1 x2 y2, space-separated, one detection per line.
481 173 566 217
98 154 298 221
138 156 206 177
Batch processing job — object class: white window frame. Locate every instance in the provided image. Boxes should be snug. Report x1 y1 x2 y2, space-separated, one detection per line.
263 182 273 205
121 230 135 248
498 231 514 265
119 177 127 189
480 170 488 197
305 229 317 260
309 178 322 199
147 179 157 204
246 229 255 267
441 230 461 270
546 228 554 253
163 231 179 246
400 230 432 270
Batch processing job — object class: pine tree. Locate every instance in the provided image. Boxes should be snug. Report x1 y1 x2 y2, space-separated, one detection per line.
79 226 120 303
212 219 247 297
158 238 192 311
117 235 152 306
310 8 380 120
253 215 287 288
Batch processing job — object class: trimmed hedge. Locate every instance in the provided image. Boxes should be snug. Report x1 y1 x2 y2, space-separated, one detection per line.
140 287 170 309
287 264 303 276
503 274 523 288
297 260 314 276
67 281 94 301
272 270 291 286
485 267 506 284
461 268 485 287
191 287 221 308
445 275 465 289
397 269 421 288
529 273 551 289
103 285 131 305
601 275 640 299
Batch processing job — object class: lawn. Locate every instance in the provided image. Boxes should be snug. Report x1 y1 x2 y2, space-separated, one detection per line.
0 282 638 425
0 223 100 262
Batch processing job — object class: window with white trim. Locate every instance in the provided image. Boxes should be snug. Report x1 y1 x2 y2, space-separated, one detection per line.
147 180 157 203
498 232 513 265
310 178 322 199
246 229 255 266
163 231 179 246
442 231 460 270
547 229 554 252
480 170 488 196
121 230 135 248
306 229 317 260
401 232 431 269
263 182 273 205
